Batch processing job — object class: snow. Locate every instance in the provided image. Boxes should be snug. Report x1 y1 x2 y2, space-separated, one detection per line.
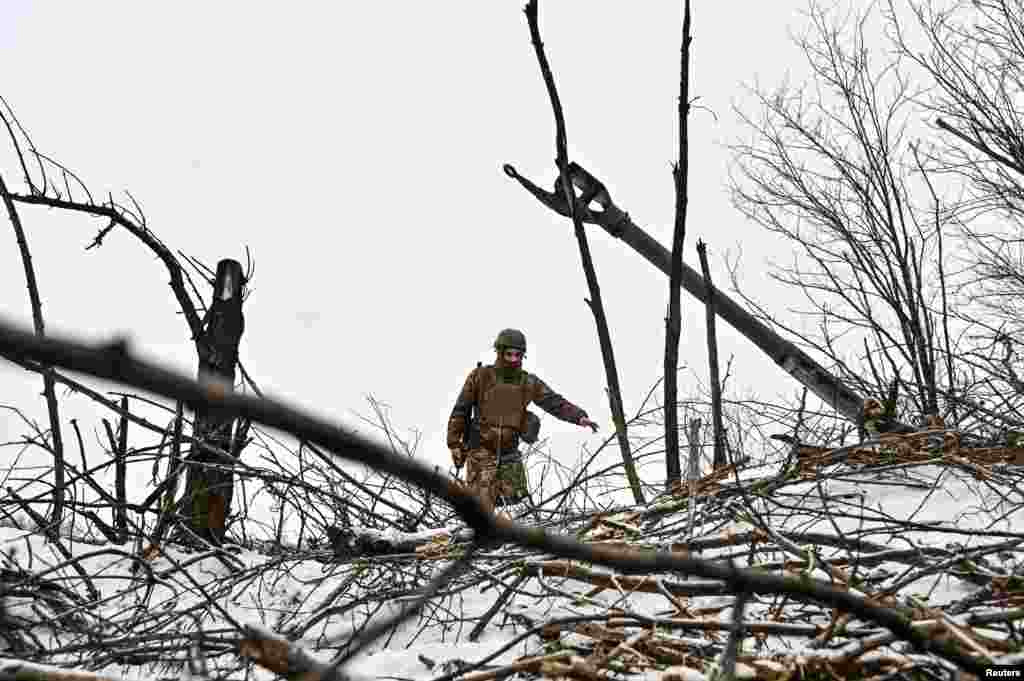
1 454 1021 680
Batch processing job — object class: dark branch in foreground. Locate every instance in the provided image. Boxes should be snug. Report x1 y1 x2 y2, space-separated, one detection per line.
0 317 990 675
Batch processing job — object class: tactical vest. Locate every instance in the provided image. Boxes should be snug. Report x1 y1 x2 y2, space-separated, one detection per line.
478 366 529 451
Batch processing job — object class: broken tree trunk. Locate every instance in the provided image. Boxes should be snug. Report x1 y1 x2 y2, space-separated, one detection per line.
696 241 727 469
523 1 645 505
664 0 693 492
502 162 914 433
181 259 246 543
324 525 474 558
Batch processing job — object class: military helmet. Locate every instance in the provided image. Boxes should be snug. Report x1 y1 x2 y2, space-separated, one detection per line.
493 328 527 352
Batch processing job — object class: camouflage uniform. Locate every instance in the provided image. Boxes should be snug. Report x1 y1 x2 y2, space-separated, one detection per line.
447 361 589 512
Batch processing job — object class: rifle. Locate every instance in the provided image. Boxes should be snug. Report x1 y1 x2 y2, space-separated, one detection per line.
460 362 483 458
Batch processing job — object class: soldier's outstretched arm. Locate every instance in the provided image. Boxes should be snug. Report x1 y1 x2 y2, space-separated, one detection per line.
528 374 594 430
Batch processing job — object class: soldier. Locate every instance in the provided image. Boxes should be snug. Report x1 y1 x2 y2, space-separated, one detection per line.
447 328 599 513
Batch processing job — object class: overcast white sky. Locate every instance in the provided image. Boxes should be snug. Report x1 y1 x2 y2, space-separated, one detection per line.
0 3 823 484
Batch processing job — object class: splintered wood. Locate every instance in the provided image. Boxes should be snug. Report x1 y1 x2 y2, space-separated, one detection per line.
794 428 1024 476
414 533 453 559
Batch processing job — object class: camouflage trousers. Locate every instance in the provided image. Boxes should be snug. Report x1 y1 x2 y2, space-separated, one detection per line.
464 447 514 514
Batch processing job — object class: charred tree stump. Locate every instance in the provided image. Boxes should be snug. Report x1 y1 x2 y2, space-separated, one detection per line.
181 259 246 544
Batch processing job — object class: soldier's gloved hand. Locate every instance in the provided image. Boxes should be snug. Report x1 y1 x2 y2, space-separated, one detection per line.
578 416 599 433
450 447 467 468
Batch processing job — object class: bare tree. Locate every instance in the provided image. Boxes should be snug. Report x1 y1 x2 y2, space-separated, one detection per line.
0 159 65 530
697 240 728 468
729 3 953 427
521 0 645 505
888 0 1024 219
0 97 253 544
664 0 694 489
886 0 1024 425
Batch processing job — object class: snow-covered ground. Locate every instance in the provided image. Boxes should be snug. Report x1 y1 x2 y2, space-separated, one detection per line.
1 455 1022 680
